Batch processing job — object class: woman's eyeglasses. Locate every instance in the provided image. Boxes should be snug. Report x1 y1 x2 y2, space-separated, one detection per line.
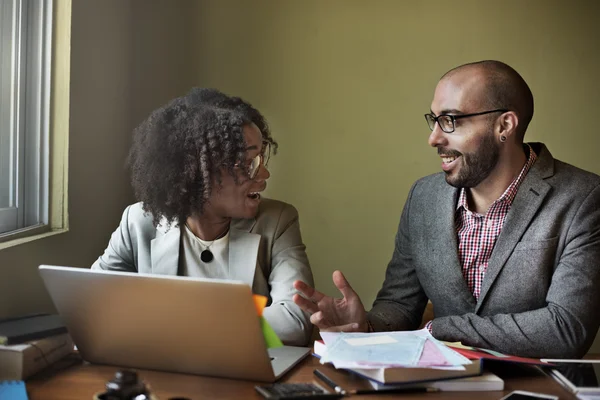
245 142 271 179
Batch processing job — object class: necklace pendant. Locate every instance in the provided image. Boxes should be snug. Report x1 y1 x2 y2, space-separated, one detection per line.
200 249 214 263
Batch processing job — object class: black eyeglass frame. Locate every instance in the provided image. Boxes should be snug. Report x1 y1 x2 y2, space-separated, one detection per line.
424 109 509 133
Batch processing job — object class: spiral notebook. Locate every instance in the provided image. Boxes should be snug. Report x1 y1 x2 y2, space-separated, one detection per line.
0 380 28 400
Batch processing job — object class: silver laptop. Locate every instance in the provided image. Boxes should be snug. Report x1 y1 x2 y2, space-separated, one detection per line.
39 265 310 382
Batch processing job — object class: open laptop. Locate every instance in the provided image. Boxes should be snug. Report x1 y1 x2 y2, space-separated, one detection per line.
38 265 310 382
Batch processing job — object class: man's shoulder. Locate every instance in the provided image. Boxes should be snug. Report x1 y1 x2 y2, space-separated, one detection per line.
533 142 600 189
552 159 600 186
414 171 448 185
411 172 452 196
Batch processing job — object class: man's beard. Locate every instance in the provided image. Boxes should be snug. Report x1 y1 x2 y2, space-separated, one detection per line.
442 131 500 188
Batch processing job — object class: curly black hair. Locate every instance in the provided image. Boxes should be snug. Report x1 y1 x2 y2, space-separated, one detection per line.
128 88 278 227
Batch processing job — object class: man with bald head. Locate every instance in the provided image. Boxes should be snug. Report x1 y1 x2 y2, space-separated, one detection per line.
294 60 600 358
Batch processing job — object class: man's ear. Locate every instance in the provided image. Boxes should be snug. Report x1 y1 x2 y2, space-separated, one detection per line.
497 111 518 142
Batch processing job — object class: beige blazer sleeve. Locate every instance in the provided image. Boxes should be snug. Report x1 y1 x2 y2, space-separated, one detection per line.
251 201 314 346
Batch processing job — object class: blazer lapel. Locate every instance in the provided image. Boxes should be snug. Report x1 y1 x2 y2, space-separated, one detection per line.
229 216 259 287
436 184 477 309
476 144 553 311
151 222 180 276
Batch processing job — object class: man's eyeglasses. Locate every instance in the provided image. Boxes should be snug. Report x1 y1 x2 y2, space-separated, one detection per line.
246 142 271 179
424 109 509 133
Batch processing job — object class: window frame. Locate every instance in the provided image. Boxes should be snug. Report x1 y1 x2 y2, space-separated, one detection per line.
0 0 53 238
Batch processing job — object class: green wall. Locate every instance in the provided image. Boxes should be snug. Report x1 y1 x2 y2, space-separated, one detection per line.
1 0 599 353
190 0 600 320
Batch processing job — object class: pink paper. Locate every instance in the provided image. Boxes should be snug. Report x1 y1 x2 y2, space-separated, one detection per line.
417 339 453 366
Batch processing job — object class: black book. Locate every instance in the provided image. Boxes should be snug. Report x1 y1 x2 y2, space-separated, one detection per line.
0 314 67 345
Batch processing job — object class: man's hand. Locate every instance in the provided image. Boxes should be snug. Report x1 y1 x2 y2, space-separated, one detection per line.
293 270 368 332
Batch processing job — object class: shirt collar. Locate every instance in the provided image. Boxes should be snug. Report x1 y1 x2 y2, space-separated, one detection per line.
456 143 537 212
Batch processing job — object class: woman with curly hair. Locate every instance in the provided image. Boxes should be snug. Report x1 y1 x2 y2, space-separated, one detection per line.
92 88 314 346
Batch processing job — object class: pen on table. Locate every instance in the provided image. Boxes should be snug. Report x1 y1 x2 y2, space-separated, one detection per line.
313 368 439 396
313 369 347 395
354 386 439 395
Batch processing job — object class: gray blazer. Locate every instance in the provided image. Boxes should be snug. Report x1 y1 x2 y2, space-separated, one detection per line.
91 198 314 346
369 143 600 358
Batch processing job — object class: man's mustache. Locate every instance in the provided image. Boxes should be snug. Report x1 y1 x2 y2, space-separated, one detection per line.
437 147 462 158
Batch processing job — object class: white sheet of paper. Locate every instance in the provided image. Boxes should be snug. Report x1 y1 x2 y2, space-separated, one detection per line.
344 335 397 346
319 329 471 370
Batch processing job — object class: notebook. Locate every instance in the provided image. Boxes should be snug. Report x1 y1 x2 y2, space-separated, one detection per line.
447 343 550 366
0 314 67 345
38 265 310 382
368 371 504 391
0 380 28 400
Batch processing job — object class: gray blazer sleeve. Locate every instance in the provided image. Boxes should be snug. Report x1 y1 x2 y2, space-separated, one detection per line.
261 204 314 346
368 183 429 331
432 184 600 358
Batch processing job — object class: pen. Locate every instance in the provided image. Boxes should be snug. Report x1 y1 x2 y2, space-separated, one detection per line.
354 386 439 395
313 369 347 396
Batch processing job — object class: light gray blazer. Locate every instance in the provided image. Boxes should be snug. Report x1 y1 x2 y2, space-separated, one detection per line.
369 143 600 358
91 198 314 346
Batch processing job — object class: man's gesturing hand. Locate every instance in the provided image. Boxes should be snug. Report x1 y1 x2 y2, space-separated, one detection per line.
293 270 368 332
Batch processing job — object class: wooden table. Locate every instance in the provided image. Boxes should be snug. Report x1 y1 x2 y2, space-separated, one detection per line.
26 352 576 400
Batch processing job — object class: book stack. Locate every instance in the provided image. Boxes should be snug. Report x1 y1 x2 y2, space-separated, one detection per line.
0 314 67 345
314 329 483 386
0 333 75 381
368 371 505 392
313 329 555 392
0 314 73 380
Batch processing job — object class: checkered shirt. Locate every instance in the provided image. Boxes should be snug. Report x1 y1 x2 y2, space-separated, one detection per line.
456 145 537 300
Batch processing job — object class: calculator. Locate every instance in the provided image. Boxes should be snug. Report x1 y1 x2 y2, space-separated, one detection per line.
254 382 344 400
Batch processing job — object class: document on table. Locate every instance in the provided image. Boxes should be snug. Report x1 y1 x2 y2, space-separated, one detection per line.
319 329 471 370
320 331 425 367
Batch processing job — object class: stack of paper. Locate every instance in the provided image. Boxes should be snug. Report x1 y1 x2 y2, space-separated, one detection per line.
315 329 482 385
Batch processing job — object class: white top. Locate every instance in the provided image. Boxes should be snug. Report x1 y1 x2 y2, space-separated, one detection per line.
181 224 230 279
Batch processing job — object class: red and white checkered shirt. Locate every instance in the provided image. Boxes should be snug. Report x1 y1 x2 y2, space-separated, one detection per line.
456 145 537 300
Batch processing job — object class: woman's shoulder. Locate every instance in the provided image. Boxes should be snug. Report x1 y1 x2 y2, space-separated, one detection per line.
121 202 152 221
119 202 160 231
257 197 300 220
246 198 302 238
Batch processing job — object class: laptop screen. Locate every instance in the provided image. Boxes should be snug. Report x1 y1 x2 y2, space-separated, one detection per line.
39 265 308 382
